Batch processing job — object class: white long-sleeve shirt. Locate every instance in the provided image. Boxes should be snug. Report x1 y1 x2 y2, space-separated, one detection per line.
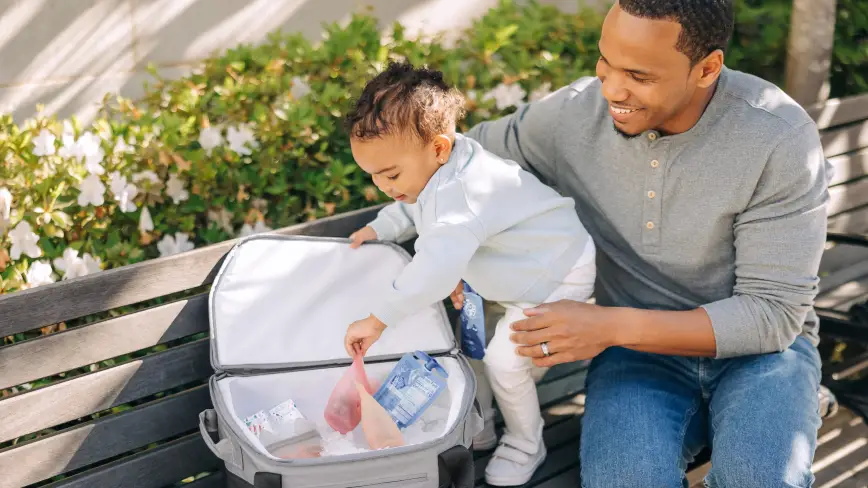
367 134 594 328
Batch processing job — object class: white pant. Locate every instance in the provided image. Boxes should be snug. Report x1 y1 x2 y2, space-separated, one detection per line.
473 244 596 446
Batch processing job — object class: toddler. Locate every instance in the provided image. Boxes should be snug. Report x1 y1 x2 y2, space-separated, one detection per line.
342 62 596 487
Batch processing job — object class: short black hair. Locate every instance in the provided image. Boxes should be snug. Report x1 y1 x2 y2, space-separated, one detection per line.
345 61 466 144
618 0 734 65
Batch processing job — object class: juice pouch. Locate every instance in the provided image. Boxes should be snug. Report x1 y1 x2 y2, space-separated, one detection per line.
459 283 486 360
324 352 374 434
373 351 448 429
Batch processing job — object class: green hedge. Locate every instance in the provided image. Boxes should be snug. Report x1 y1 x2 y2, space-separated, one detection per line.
1 0 866 301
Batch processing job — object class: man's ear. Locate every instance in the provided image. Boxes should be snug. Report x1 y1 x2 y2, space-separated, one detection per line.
433 134 453 165
695 50 724 89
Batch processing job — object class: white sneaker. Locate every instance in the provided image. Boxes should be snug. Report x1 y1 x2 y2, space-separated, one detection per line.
484 431 546 486
472 415 498 451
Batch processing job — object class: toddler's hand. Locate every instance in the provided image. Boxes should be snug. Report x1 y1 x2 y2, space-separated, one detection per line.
349 226 378 249
345 314 387 356
450 281 465 310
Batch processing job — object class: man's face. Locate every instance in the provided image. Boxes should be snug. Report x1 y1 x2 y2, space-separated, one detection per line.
596 3 704 137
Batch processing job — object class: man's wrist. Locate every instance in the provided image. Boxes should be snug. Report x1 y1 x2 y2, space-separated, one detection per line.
607 306 644 348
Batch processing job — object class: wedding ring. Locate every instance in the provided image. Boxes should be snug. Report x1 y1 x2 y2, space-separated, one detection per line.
541 342 551 357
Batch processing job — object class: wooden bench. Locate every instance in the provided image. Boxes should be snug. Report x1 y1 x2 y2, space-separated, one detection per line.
1 93 867 488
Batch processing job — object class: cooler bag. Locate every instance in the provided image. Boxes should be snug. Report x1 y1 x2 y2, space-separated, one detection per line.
198 234 483 488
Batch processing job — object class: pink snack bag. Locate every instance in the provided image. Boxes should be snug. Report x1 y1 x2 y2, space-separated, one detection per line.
323 352 374 434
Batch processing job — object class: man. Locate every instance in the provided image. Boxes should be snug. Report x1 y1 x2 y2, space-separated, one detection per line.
465 0 830 486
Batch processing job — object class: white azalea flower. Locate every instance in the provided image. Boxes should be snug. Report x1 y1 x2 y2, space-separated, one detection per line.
32 129 57 156
207 208 234 234
113 137 133 154
25 261 55 287
53 248 102 280
226 125 259 156
466 90 478 101
9 221 42 259
77 174 106 207
139 206 154 233
483 83 527 111
529 82 552 102
291 77 312 99
132 170 160 184
239 220 273 237
0 187 12 231
157 232 195 257
198 127 223 155
109 172 138 213
165 174 189 204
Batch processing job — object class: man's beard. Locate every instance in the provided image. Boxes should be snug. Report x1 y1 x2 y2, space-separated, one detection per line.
612 122 641 139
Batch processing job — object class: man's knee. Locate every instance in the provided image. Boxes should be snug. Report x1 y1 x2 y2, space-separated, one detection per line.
705 447 815 488
580 447 686 488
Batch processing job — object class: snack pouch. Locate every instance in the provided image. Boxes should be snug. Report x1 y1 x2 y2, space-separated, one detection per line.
373 351 448 429
324 352 374 434
459 283 486 360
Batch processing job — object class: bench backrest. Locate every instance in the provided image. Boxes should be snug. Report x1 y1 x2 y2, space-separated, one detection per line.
0 207 381 488
0 93 866 488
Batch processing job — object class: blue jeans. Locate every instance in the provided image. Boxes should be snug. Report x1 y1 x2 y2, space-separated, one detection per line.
579 336 823 488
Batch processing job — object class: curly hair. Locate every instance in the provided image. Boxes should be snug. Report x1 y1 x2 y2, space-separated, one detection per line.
344 61 466 144
618 0 734 65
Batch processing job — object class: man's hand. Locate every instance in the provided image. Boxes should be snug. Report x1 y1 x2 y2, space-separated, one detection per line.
344 314 387 356
450 281 465 310
509 300 622 367
349 226 378 249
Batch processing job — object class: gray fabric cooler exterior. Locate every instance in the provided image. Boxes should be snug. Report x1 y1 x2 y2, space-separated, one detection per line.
198 235 482 488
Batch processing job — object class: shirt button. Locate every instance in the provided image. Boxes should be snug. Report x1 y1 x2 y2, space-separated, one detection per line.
650 160 660 168
648 132 657 141
646 221 655 230
647 190 656 199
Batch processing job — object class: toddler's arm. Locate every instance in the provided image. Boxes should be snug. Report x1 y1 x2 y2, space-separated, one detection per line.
370 222 482 328
368 202 417 243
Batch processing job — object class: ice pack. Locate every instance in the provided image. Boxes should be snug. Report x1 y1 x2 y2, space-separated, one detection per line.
373 351 449 429
459 283 486 360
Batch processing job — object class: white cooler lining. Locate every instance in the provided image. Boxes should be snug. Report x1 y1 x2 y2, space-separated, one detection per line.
210 237 454 369
216 356 468 460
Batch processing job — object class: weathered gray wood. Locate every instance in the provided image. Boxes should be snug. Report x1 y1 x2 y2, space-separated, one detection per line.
785 0 837 106
829 147 868 187
828 206 868 236
810 93 868 130
42 433 220 488
828 177 868 217
0 294 208 390
0 339 210 443
0 204 385 337
185 472 226 488
822 119 868 159
819 243 868 276
0 386 211 488
533 467 581 488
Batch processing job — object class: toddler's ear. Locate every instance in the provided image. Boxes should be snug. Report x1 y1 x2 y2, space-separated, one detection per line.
433 134 453 165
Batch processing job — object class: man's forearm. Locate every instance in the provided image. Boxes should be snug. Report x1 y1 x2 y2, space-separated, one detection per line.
612 307 717 357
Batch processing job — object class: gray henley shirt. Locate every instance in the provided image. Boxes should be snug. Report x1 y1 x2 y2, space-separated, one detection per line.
466 66 831 358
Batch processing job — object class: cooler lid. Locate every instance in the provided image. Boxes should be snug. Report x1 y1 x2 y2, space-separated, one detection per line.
208 234 456 372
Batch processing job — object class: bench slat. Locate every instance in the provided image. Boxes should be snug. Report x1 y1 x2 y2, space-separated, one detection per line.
0 339 210 443
828 206 868 236
42 433 219 488
0 205 383 337
829 147 868 187
0 294 208 390
828 178 868 217
0 386 210 488
821 119 868 159
810 93 868 131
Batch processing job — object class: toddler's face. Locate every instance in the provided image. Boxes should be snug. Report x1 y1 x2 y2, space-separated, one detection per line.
351 134 451 204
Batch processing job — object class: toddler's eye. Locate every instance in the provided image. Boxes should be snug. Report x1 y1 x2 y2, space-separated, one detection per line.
387 174 399 181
